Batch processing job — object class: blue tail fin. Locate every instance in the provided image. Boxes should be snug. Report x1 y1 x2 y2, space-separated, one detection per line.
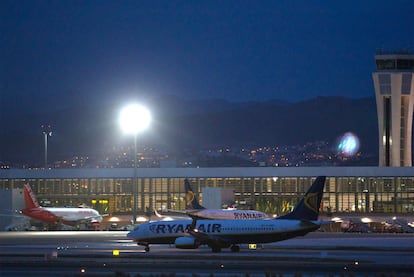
185 179 205 210
278 176 326 221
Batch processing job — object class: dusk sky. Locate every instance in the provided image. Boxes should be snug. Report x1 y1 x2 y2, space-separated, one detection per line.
1 1 413 114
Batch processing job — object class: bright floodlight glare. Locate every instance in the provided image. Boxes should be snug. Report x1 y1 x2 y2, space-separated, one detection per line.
119 104 151 135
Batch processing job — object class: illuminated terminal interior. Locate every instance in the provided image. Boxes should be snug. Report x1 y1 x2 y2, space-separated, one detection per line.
1 167 414 216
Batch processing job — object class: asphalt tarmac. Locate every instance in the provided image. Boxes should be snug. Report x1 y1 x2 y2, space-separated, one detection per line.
0 231 413 276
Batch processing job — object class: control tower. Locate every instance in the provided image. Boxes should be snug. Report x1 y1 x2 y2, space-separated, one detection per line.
372 51 414 166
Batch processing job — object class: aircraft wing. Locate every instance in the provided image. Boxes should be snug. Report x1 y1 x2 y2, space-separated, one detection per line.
167 209 198 214
76 214 104 223
166 209 206 219
185 217 231 248
62 214 104 226
153 209 191 221
187 227 231 248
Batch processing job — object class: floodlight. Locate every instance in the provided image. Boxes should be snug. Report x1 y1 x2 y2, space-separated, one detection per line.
119 104 151 135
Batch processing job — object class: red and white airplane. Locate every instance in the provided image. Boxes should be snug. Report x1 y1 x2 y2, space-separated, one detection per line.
21 184 104 230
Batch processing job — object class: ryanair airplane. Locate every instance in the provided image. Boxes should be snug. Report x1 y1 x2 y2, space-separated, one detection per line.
127 176 326 252
165 179 270 220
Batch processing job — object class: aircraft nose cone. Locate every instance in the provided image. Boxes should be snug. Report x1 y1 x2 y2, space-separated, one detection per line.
126 231 135 239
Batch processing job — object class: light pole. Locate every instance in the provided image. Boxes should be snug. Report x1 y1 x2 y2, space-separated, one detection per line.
41 124 52 169
119 104 151 224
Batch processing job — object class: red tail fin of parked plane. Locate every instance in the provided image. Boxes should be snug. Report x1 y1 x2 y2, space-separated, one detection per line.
23 183 40 209
22 184 60 224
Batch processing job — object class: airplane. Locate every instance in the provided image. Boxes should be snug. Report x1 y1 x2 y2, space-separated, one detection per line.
166 178 270 220
127 176 326 252
21 184 104 230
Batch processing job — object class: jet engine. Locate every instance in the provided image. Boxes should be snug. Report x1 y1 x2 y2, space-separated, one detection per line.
174 236 199 249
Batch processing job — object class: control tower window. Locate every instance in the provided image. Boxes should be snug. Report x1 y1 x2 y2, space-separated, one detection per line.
396 59 414 70
376 59 396 70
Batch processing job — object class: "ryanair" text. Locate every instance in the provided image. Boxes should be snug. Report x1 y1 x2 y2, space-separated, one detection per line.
149 223 221 234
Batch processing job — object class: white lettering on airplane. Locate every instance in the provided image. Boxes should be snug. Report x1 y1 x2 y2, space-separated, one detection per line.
149 223 222 234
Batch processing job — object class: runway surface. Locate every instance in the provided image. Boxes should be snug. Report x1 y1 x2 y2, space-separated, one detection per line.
0 231 413 276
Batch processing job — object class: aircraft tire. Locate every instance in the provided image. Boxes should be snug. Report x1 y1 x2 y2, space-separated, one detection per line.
145 246 150 252
230 245 240 252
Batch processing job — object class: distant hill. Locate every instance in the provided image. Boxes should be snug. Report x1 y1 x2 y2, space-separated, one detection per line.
0 96 378 164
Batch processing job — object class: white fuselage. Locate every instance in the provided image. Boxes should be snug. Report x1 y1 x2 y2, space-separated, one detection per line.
44 207 101 222
127 218 319 245
188 209 269 220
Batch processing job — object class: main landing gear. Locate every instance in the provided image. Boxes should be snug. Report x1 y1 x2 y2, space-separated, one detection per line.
138 242 150 252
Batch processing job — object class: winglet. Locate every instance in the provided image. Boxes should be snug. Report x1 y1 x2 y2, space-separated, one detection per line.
278 176 326 221
154 208 163 218
185 179 205 210
23 183 40 209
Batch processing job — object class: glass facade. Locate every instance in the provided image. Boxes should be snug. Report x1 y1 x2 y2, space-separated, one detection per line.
376 58 414 70
1 175 413 216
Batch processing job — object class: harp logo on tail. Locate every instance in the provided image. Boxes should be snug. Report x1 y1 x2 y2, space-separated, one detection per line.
186 191 195 206
304 192 319 213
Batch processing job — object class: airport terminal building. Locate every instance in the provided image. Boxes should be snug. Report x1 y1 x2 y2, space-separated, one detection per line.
1 167 413 216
